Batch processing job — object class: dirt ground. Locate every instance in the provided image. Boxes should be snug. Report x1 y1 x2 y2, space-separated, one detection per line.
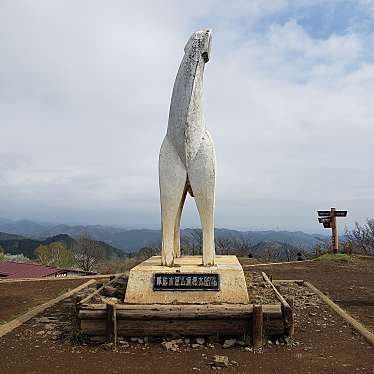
0 278 86 323
0 258 373 374
242 256 374 333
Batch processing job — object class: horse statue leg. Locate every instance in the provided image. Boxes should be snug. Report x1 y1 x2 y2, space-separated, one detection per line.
187 131 216 266
159 136 187 266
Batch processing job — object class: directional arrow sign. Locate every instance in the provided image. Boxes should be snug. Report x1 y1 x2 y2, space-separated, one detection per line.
318 217 331 224
335 211 347 217
318 211 331 217
323 222 331 228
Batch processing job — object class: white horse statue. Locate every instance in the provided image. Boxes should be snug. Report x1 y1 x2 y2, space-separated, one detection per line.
159 29 216 267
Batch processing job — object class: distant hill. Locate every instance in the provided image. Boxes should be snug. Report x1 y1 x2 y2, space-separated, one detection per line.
0 232 125 260
0 219 328 252
250 240 306 262
0 232 26 240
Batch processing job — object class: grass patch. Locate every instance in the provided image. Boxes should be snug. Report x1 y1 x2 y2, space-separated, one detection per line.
315 253 352 263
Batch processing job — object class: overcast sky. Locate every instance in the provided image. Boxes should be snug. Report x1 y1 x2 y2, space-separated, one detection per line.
1 1 374 232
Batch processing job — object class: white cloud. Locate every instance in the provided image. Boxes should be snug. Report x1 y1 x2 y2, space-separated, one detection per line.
1 1 374 231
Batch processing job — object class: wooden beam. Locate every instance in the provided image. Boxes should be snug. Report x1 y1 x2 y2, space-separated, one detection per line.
331 207 338 254
261 272 290 309
252 304 263 348
106 302 117 346
242 260 313 268
305 282 374 346
0 279 95 338
79 304 282 320
81 316 284 337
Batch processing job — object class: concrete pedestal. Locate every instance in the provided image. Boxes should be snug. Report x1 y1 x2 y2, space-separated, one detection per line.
124 255 249 304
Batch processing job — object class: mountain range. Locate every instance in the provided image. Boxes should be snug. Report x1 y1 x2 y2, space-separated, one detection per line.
0 218 328 252
0 232 125 260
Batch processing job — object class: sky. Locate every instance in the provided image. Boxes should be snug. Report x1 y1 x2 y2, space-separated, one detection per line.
1 0 374 233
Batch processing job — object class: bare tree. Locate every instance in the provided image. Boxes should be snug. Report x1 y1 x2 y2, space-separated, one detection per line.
181 229 203 256
72 233 104 271
345 219 374 255
215 237 234 255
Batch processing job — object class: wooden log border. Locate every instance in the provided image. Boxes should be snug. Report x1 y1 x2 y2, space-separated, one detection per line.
261 272 294 337
0 279 95 338
78 303 285 340
305 281 374 347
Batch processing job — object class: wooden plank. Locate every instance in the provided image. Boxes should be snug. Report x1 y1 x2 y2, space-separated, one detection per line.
305 282 374 346
0 279 95 338
79 305 283 321
242 259 313 268
80 303 281 311
252 304 263 348
261 272 290 309
273 280 304 285
81 318 248 336
81 316 284 337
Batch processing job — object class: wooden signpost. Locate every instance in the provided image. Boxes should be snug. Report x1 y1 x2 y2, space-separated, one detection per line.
317 208 347 254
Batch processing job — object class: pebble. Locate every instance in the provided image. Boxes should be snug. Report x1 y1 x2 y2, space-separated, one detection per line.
212 355 229 367
222 339 236 349
195 337 205 345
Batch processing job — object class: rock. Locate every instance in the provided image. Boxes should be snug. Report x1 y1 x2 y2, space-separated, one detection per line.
195 337 205 345
118 340 130 348
36 330 45 335
192 368 200 371
44 324 56 330
102 286 117 297
212 355 229 367
172 338 184 344
101 343 114 351
230 360 239 366
137 338 144 344
184 338 191 345
244 347 253 352
191 343 201 349
37 317 51 323
222 339 236 349
130 337 138 342
161 341 179 352
236 340 246 346
101 297 118 304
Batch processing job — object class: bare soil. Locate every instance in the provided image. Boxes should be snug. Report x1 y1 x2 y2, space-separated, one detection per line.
242 256 374 333
0 258 373 374
0 279 86 323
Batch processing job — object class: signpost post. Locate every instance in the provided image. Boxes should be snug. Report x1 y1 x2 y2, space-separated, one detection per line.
317 208 347 254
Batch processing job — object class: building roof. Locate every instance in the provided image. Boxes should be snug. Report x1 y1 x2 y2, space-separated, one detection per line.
0 262 64 279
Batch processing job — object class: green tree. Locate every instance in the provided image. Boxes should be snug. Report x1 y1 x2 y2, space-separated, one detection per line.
35 242 73 268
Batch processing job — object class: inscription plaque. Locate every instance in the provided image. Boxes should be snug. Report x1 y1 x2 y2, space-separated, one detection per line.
153 273 220 291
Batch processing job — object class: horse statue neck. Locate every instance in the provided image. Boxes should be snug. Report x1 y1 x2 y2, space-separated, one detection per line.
167 52 206 166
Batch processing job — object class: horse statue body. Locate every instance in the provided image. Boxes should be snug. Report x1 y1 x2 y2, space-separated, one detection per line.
159 29 216 267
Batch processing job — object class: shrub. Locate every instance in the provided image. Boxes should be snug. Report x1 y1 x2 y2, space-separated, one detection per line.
315 253 352 263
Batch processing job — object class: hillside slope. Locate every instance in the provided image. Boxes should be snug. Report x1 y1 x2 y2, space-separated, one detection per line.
0 232 125 260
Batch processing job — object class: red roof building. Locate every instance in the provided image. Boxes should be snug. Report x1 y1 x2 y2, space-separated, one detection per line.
0 262 66 279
